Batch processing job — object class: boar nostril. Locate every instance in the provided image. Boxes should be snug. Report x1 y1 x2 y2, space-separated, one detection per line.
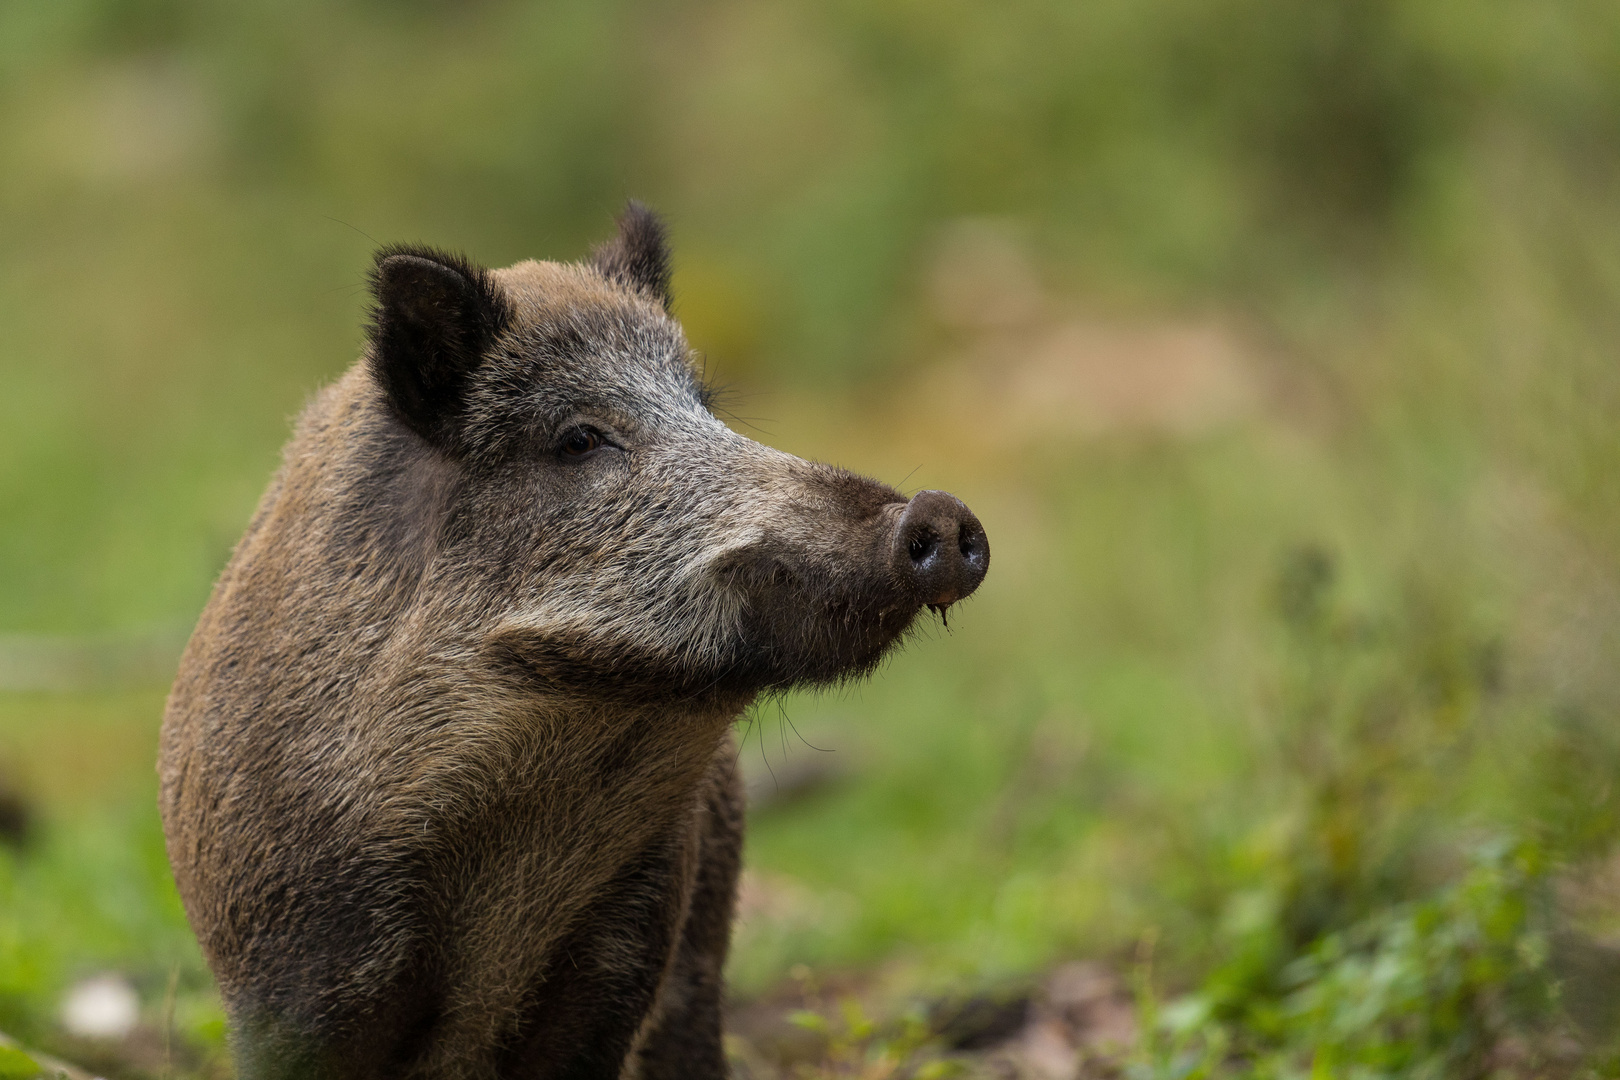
909 531 938 566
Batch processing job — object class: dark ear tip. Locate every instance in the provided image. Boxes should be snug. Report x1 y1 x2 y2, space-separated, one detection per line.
372 250 472 295
591 201 673 309
370 247 505 335
376 252 438 275
618 199 665 235
618 203 669 262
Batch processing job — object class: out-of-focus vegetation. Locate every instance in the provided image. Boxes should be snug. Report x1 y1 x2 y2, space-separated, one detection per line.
4 0 1620 1075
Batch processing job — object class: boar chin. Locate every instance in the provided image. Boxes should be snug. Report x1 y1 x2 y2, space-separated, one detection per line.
484 560 923 706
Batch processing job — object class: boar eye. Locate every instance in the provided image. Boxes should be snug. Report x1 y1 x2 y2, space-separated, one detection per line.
559 427 605 458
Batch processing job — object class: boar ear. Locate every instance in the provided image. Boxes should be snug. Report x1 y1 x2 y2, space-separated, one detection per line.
367 246 511 449
591 201 672 310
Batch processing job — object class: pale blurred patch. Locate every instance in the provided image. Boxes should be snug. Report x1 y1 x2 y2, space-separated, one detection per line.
973 963 1137 1079
921 312 1266 442
60 973 139 1041
14 57 218 185
998 319 1262 438
921 218 1265 441
927 218 1045 333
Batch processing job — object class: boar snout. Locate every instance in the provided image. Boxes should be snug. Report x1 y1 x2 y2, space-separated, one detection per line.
892 490 989 608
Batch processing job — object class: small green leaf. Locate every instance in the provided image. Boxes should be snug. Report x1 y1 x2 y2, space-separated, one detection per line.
788 1009 828 1033
839 997 873 1040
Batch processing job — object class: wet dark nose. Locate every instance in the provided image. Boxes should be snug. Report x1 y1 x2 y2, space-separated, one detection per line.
892 490 990 607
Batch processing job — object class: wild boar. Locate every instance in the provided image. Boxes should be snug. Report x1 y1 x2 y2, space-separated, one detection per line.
159 204 988 1079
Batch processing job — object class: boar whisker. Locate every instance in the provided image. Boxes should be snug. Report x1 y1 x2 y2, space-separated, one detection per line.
780 705 832 754
757 717 779 791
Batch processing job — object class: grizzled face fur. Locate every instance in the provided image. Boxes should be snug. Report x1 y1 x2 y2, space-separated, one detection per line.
367 204 988 706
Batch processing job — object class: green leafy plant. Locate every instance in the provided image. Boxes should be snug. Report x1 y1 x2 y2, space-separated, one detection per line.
1136 840 1554 1079
783 981 958 1080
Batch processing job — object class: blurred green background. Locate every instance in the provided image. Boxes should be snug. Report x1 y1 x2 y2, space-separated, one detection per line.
4 1 1620 1076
